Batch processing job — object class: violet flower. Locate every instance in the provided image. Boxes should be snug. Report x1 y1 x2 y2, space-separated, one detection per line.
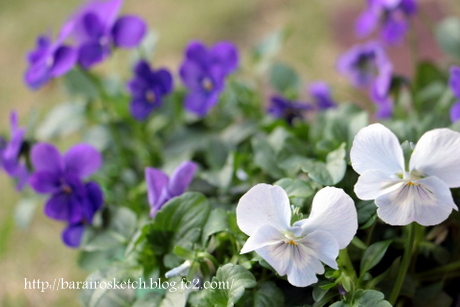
449 66 460 123
356 0 417 45
68 0 146 68
24 24 77 90
337 42 393 118
29 143 103 227
268 95 314 125
308 82 337 110
145 161 197 217
0 111 29 190
127 60 173 121
179 40 239 116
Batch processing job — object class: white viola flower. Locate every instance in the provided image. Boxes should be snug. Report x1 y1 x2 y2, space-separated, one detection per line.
236 184 357 287
351 123 460 226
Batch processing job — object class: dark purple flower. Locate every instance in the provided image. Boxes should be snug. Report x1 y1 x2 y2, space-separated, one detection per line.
29 143 103 226
145 161 197 217
449 66 460 123
268 95 314 125
127 60 173 121
179 40 239 116
0 112 29 190
309 82 337 110
68 0 146 68
355 0 417 45
337 42 393 118
24 25 77 89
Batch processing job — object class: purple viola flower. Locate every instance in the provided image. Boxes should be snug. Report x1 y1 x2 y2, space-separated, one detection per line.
337 42 394 118
24 24 77 90
29 143 103 226
145 161 198 217
0 111 29 190
449 66 460 123
355 0 417 45
309 82 337 110
127 60 173 121
179 40 239 116
268 95 314 125
68 0 146 68
62 182 104 248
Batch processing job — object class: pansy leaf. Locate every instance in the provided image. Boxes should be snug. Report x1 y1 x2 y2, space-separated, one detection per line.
36 102 86 140
435 17 460 59
64 69 99 99
201 208 230 246
301 143 346 185
330 290 391 307
269 62 300 94
251 136 285 179
274 178 315 198
360 240 393 276
253 281 284 307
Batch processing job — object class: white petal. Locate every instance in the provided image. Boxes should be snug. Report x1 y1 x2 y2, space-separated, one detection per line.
295 187 357 249
350 123 404 176
240 225 285 254
375 176 458 226
237 184 291 236
409 128 460 188
298 230 339 270
354 169 403 200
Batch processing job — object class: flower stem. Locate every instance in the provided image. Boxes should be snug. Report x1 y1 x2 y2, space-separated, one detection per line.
389 222 416 305
416 260 460 281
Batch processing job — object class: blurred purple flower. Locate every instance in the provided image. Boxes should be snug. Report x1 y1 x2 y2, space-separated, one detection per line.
68 0 146 68
0 111 29 190
145 161 198 217
179 40 239 116
309 82 337 110
355 0 417 45
268 95 314 125
337 42 393 118
127 60 173 121
29 143 103 227
24 25 77 89
449 66 460 123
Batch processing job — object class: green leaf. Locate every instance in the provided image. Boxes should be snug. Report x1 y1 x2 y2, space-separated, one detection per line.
329 290 392 307
197 264 257 307
253 29 288 67
435 17 460 58
301 143 346 185
356 201 377 225
146 192 210 261
360 240 393 276
36 102 86 139
254 282 284 307
269 62 300 94
274 178 315 198
64 69 99 98
251 136 285 179
201 208 230 246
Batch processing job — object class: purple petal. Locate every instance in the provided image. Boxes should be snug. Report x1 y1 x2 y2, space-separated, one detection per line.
152 69 173 95
78 42 108 68
112 15 146 48
31 143 63 174
450 101 460 123
134 60 151 78
27 36 51 64
168 161 198 197
44 192 83 223
130 98 157 121
83 12 105 39
62 224 85 248
83 182 104 223
210 41 239 74
49 46 77 77
24 62 50 90
29 171 61 194
14 165 29 191
64 144 102 178
309 81 336 109
373 62 393 98
184 90 221 117
184 41 208 65
145 167 169 213
355 9 378 37
381 17 408 45
449 66 460 99
400 0 417 15
180 60 206 89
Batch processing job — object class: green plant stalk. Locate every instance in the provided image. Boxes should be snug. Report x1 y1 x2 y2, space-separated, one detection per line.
416 260 460 280
338 248 357 292
389 222 416 305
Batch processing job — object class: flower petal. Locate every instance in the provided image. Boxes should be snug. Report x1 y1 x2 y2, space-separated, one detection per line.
375 176 458 226
355 9 378 37
409 128 460 187
44 192 83 223
184 90 220 117
240 224 285 254
83 182 104 223
130 99 156 121
49 45 77 77
62 223 85 248
449 66 460 99
237 184 292 236
210 41 239 74
296 187 357 249
184 41 208 66
381 17 407 45
112 15 146 48
168 161 197 197
354 169 403 200
152 69 173 95
64 144 102 178
78 42 107 68
29 171 61 194
350 123 404 176
450 101 460 123
31 143 63 174
145 167 169 212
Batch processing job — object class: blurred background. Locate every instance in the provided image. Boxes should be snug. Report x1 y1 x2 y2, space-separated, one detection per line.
0 0 456 305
